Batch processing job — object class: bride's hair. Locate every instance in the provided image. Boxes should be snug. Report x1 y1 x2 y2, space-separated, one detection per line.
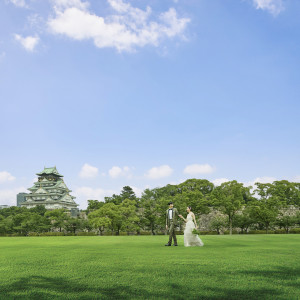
188 206 192 211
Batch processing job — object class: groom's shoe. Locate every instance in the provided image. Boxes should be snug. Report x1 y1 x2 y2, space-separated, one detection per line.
173 244 178 246
165 243 171 246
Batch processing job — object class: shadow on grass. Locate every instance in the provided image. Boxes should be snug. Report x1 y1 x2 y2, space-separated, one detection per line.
0 276 184 300
239 265 300 289
0 266 298 300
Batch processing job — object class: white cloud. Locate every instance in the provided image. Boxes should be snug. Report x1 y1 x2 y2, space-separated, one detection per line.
8 0 27 8
79 163 98 178
252 0 284 16
108 166 132 179
74 186 116 208
0 171 16 183
14 34 39 51
244 176 277 188
48 0 190 52
212 178 230 186
183 164 214 175
0 187 27 206
145 165 173 179
52 0 89 10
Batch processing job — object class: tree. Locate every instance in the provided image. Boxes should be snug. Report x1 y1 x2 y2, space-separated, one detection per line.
178 179 214 195
80 219 93 232
87 200 105 212
88 203 122 235
29 205 47 216
212 181 246 235
270 180 300 207
140 189 159 235
0 216 14 234
64 217 83 234
45 209 68 232
89 214 111 235
120 186 137 201
104 194 123 205
249 183 283 233
232 208 253 233
120 199 139 235
275 215 297 233
105 186 138 206
209 215 226 235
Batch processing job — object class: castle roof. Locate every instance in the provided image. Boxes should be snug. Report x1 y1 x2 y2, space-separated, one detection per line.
36 166 63 177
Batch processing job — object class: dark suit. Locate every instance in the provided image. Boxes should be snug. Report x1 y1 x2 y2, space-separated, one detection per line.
166 208 179 245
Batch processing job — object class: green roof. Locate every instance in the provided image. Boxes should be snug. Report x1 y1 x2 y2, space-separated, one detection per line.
36 166 63 177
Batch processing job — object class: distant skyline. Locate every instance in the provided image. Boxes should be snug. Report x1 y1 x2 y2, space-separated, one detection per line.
1 0 300 209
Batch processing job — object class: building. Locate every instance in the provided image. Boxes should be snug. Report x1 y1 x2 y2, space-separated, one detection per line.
0 205 10 209
21 166 79 213
17 193 28 207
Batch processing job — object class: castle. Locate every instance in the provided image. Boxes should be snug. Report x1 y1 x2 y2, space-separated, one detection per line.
20 166 79 214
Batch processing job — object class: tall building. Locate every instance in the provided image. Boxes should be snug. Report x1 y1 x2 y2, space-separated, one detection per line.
21 166 79 212
0 205 10 209
17 193 27 207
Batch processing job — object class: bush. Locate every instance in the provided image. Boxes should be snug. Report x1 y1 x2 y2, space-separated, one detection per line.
39 232 65 236
138 231 152 236
156 232 166 235
76 232 97 236
289 228 300 234
175 231 184 235
102 232 113 236
11 233 25 237
28 232 40 236
274 229 286 234
224 230 239 235
248 230 275 234
199 231 218 235
119 232 129 236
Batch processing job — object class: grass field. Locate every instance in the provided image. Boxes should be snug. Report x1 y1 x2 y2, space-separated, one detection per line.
0 235 299 299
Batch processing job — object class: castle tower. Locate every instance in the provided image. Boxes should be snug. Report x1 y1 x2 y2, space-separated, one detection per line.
21 166 79 211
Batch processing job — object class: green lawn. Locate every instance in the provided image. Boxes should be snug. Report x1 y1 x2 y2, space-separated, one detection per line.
0 235 299 299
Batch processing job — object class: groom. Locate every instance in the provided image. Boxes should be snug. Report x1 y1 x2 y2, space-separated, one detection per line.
165 202 181 246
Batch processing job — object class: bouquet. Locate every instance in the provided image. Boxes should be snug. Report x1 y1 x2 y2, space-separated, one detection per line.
192 228 200 235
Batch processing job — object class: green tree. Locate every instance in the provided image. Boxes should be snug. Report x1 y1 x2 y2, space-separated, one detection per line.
64 217 83 234
178 179 214 195
87 200 105 212
140 189 159 234
29 205 47 216
105 186 138 206
248 183 282 233
45 209 68 232
275 215 297 233
89 203 122 235
120 186 137 201
212 181 247 235
120 199 139 235
0 215 14 234
270 180 300 207
88 211 110 235
209 215 226 235
232 208 253 233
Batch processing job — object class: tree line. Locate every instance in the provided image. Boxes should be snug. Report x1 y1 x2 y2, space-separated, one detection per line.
1 179 300 236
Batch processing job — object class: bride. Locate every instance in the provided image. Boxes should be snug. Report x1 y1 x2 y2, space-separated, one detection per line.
179 206 204 247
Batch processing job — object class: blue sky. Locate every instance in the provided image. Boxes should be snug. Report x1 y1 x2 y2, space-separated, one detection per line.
1 0 300 209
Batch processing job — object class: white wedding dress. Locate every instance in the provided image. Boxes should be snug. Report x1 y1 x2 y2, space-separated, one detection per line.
184 214 204 247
